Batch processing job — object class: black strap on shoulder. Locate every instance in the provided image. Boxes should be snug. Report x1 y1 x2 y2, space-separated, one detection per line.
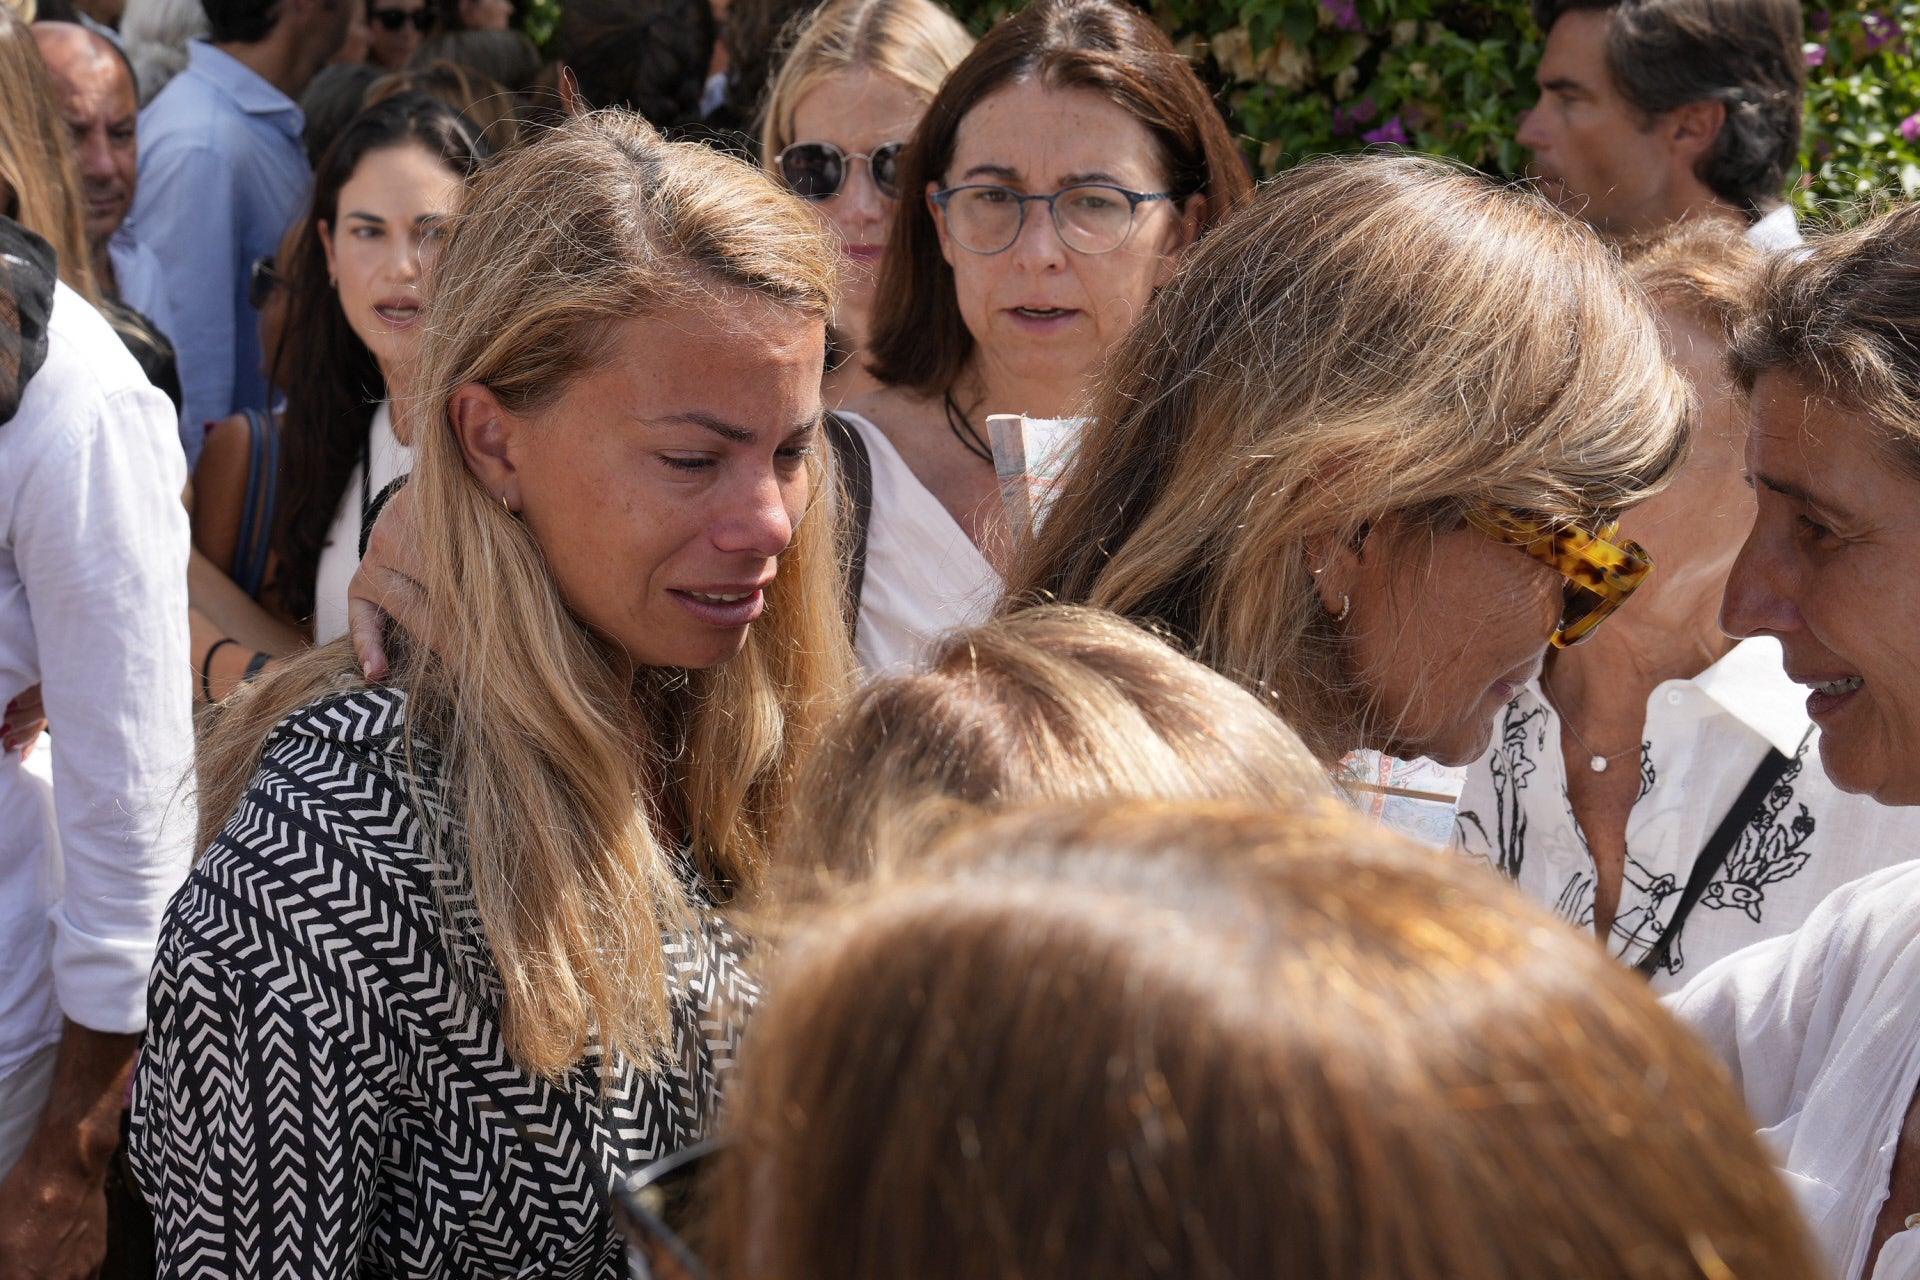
1635 745 1794 978
823 412 872 641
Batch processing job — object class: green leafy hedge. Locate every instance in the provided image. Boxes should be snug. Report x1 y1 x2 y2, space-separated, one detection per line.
933 0 1920 209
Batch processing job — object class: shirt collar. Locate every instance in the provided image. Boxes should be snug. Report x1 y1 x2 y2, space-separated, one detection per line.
1748 204 1803 252
186 41 304 140
1687 636 1811 757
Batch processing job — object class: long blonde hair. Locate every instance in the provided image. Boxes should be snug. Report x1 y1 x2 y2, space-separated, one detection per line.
0 8 99 301
198 112 851 1079
716 800 1816 1280
776 605 1332 893
758 0 974 168
1002 154 1692 761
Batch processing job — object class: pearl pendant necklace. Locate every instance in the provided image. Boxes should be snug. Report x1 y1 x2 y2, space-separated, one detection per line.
1546 678 1639 774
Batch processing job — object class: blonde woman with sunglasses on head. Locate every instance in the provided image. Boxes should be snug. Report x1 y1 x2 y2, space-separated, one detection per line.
760 0 973 408
1000 154 1691 811
1456 221 1920 991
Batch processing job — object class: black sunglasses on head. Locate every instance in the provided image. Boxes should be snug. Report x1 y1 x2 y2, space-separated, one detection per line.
776 141 904 201
369 6 435 30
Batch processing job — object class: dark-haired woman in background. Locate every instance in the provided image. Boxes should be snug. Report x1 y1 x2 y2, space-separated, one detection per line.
841 0 1249 671
189 92 484 699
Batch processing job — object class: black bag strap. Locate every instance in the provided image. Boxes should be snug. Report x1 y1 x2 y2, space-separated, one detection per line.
1635 744 1794 978
823 411 872 642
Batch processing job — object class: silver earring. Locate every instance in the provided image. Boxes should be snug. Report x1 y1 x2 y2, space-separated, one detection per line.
1331 593 1351 623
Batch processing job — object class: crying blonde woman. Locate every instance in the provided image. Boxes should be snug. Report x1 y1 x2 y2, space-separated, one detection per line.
130 112 851 1278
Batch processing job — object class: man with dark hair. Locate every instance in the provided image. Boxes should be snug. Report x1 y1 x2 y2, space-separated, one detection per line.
1518 0 1805 247
32 23 172 339
122 0 350 462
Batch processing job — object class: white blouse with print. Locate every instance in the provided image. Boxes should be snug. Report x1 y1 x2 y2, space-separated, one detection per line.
1454 637 1920 990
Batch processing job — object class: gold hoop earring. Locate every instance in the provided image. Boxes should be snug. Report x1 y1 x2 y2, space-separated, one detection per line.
1331 593 1351 623
499 492 513 515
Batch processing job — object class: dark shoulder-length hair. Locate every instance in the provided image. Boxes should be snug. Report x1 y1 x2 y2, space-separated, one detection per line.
269 92 486 625
865 0 1251 397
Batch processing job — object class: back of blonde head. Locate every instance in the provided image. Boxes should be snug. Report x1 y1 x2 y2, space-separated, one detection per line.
1002 154 1691 761
777 605 1331 892
200 112 849 1078
718 800 1814 1280
759 0 975 164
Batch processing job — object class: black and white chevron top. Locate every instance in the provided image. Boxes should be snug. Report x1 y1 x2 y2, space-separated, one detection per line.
129 686 757 1278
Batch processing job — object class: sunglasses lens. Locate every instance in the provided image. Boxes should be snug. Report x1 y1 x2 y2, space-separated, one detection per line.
780 144 843 201
870 143 903 199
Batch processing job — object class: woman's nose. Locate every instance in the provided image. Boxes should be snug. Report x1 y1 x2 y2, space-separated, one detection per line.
1719 525 1801 639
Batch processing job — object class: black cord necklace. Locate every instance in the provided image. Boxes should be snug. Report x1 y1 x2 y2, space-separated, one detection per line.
943 387 994 465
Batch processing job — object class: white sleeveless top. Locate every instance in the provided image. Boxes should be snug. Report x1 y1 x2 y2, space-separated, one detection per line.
311 402 411 645
840 411 1002 674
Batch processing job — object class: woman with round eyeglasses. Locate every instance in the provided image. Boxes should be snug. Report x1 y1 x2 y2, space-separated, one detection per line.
760 0 973 407
830 0 1250 672
998 153 1693 814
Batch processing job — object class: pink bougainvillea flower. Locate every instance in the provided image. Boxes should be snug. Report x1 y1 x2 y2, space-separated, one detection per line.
1321 0 1363 32
1332 97 1379 134
1363 116 1410 146
1901 112 1920 143
1864 10 1898 51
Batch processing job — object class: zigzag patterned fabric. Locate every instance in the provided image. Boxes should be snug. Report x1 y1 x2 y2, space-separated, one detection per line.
128 687 757 1278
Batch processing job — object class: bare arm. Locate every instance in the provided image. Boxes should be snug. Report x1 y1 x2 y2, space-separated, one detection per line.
0 1021 138 1279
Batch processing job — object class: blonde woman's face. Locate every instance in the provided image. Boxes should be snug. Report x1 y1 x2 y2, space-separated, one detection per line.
470 303 827 672
930 81 1202 395
786 69 928 324
1339 517 1564 766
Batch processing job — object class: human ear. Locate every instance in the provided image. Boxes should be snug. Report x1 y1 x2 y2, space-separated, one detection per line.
1151 192 1209 287
1667 98 1727 161
448 382 524 510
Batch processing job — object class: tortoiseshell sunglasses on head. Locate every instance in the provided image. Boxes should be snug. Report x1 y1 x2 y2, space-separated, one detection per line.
1465 506 1655 648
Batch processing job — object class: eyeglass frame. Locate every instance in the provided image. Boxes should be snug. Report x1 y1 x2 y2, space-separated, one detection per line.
927 183 1172 256
368 5 435 30
774 141 906 201
1464 506 1654 648
613 1137 723 1280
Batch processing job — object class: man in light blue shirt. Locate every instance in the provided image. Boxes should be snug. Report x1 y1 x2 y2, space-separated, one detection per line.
124 0 350 462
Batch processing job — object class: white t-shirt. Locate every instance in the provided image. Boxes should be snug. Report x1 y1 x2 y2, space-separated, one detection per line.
1670 859 1920 1279
1455 638 1920 991
0 281 195 1079
311 401 410 646
841 411 1001 674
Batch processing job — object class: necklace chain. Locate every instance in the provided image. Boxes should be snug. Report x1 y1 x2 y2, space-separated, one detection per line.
944 388 994 464
1545 677 1642 775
